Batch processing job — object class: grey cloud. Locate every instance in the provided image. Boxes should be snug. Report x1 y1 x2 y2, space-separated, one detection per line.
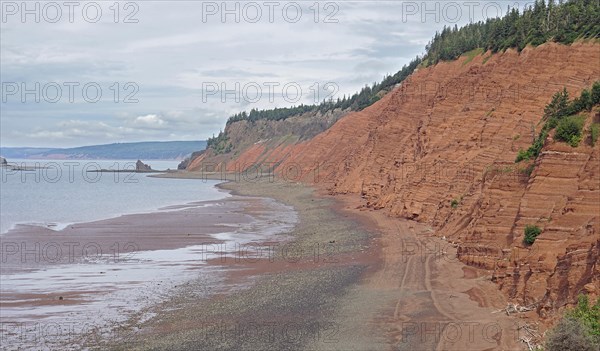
1 1 474 147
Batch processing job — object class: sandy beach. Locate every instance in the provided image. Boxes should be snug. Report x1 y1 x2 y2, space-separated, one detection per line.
90 174 523 350
2 174 525 350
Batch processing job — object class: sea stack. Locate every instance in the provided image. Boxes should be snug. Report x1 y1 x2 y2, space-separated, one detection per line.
135 160 152 171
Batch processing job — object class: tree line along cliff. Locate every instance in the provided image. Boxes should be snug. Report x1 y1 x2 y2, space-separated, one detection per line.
188 0 600 325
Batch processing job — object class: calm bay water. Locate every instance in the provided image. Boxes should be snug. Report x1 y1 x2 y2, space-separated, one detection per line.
0 159 227 234
0 159 299 350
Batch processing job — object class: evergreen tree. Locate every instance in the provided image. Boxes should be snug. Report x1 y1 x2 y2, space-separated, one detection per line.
544 88 570 120
423 0 598 65
219 0 598 130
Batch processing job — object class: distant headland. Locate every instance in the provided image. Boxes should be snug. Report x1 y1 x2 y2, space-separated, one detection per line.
0 141 207 160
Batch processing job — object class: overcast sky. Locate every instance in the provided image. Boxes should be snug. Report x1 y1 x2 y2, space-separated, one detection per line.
1 1 532 147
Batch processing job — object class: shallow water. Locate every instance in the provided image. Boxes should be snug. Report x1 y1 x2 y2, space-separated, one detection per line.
0 159 226 234
0 163 299 350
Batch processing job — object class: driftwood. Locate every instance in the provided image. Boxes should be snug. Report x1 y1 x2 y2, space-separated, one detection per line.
521 336 534 351
517 323 541 338
518 323 541 351
491 303 542 350
492 302 538 315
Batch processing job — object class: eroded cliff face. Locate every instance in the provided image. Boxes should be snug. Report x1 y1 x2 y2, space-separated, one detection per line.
192 42 600 315
188 107 348 171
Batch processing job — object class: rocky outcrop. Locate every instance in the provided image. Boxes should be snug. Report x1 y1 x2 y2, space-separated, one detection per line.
193 42 600 316
136 160 152 172
0 156 6 165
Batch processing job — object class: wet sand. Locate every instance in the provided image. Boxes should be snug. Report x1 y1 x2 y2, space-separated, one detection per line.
95 174 524 351
0 188 298 350
2 174 526 350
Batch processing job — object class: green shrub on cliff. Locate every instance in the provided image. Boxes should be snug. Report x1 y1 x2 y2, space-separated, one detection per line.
523 224 542 245
450 198 460 209
206 131 232 154
567 295 600 338
555 115 584 147
515 129 549 162
545 295 600 351
546 318 597 351
515 149 530 162
570 89 593 112
516 81 600 162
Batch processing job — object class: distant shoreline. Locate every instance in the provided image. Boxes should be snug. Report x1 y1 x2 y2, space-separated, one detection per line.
86 169 174 173
0 140 206 161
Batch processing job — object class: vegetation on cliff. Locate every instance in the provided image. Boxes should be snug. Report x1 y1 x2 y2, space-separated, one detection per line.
205 130 232 153
523 224 542 245
206 0 599 156
223 56 423 127
207 55 422 153
545 295 600 351
554 115 586 147
423 0 600 65
516 81 600 162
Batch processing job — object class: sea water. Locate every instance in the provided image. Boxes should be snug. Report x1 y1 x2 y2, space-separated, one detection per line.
0 159 227 234
0 159 298 350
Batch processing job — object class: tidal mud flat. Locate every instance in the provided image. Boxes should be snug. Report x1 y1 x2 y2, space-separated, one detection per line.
86 177 372 351
0 172 525 350
94 174 523 351
0 184 298 350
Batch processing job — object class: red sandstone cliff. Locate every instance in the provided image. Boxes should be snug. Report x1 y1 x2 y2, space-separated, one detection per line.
191 42 600 316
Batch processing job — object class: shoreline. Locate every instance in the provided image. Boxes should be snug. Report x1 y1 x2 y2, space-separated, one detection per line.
0 180 299 350
105 173 525 351
86 176 376 350
1 172 527 350
0 175 230 238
